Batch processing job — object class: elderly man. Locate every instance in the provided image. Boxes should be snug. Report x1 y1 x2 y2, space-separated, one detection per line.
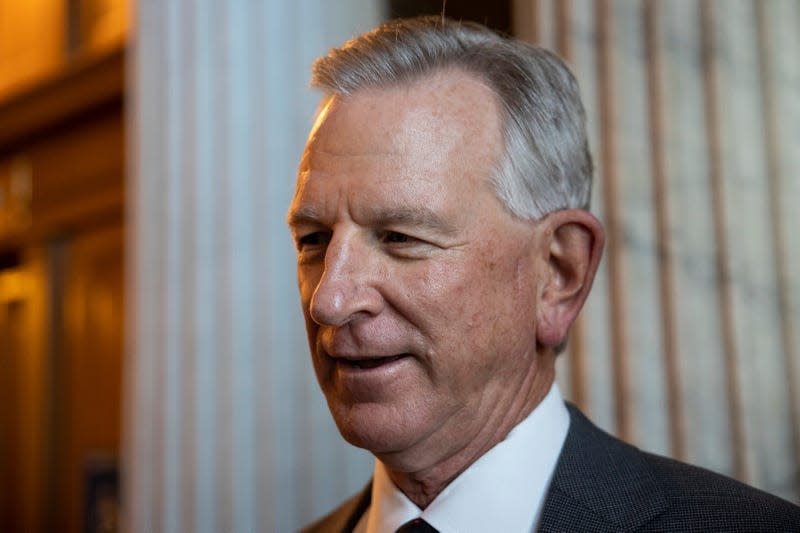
287 17 800 533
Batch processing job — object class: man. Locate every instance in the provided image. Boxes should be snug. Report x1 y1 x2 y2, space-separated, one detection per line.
287 16 800 532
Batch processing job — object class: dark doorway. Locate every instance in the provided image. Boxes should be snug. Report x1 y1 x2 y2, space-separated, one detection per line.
388 0 512 35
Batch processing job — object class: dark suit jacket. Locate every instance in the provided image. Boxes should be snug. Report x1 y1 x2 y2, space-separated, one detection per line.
301 404 800 532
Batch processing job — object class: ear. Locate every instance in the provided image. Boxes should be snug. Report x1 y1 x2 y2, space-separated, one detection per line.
536 209 605 348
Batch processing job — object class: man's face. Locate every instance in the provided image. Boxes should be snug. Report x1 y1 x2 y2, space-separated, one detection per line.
288 71 552 471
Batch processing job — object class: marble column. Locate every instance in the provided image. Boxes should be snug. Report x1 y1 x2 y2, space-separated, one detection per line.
125 2 383 531
513 0 800 502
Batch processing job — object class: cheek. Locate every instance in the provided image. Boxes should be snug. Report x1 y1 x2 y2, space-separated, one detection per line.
458 252 537 353
297 265 321 308
297 266 323 349
410 259 475 315
404 249 530 342
465 252 529 320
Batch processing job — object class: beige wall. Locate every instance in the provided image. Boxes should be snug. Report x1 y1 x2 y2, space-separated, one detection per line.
515 0 799 502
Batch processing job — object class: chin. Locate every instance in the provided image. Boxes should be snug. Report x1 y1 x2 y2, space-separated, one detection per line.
329 401 427 456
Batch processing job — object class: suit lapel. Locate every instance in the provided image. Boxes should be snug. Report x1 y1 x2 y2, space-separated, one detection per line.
336 481 372 533
538 404 669 532
334 483 372 533
300 482 371 533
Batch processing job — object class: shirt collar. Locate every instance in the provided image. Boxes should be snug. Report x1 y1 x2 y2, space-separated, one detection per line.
359 383 570 533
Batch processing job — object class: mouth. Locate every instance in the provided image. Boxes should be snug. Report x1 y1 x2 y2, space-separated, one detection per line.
335 354 409 370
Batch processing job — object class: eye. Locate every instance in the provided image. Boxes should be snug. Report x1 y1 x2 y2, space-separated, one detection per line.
381 231 412 244
296 231 330 249
377 230 434 259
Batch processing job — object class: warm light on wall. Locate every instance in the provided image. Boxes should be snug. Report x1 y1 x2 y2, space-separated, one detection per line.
0 0 130 100
0 269 29 303
0 156 32 242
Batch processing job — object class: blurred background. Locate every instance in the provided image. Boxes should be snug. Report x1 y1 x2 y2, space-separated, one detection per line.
0 1 797 532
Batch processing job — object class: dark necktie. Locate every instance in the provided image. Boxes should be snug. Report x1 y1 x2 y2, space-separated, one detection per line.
395 517 439 533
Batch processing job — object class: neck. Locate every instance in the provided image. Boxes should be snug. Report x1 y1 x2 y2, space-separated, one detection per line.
380 353 556 508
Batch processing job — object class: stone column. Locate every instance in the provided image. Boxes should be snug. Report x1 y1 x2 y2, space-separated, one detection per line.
125 2 383 531
513 0 800 502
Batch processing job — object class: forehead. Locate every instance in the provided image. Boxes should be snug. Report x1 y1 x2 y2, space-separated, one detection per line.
291 70 505 224
306 71 500 171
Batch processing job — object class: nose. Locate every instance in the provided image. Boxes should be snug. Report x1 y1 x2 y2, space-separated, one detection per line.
308 233 384 327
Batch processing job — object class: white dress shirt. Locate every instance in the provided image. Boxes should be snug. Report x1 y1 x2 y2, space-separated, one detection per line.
354 383 570 533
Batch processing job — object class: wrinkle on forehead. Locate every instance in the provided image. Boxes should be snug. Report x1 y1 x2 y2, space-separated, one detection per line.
291 69 506 228
306 69 502 164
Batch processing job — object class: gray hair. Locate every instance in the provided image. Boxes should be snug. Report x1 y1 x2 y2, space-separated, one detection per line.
311 16 593 219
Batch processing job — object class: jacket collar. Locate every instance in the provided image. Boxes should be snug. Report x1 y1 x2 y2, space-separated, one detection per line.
310 403 671 532
537 404 669 531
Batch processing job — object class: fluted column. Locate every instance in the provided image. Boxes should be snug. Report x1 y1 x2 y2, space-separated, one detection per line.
514 0 800 502
125 2 384 531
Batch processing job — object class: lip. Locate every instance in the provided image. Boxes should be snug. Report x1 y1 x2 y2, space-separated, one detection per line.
331 353 412 371
326 353 415 400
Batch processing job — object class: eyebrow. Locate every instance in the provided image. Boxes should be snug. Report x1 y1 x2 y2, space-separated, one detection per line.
287 205 457 235
367 206 457 234
286 206 320 228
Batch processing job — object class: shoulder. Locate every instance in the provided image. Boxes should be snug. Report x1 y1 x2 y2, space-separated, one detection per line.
298 483 371 533
542 404 800 531
641 451 800 530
